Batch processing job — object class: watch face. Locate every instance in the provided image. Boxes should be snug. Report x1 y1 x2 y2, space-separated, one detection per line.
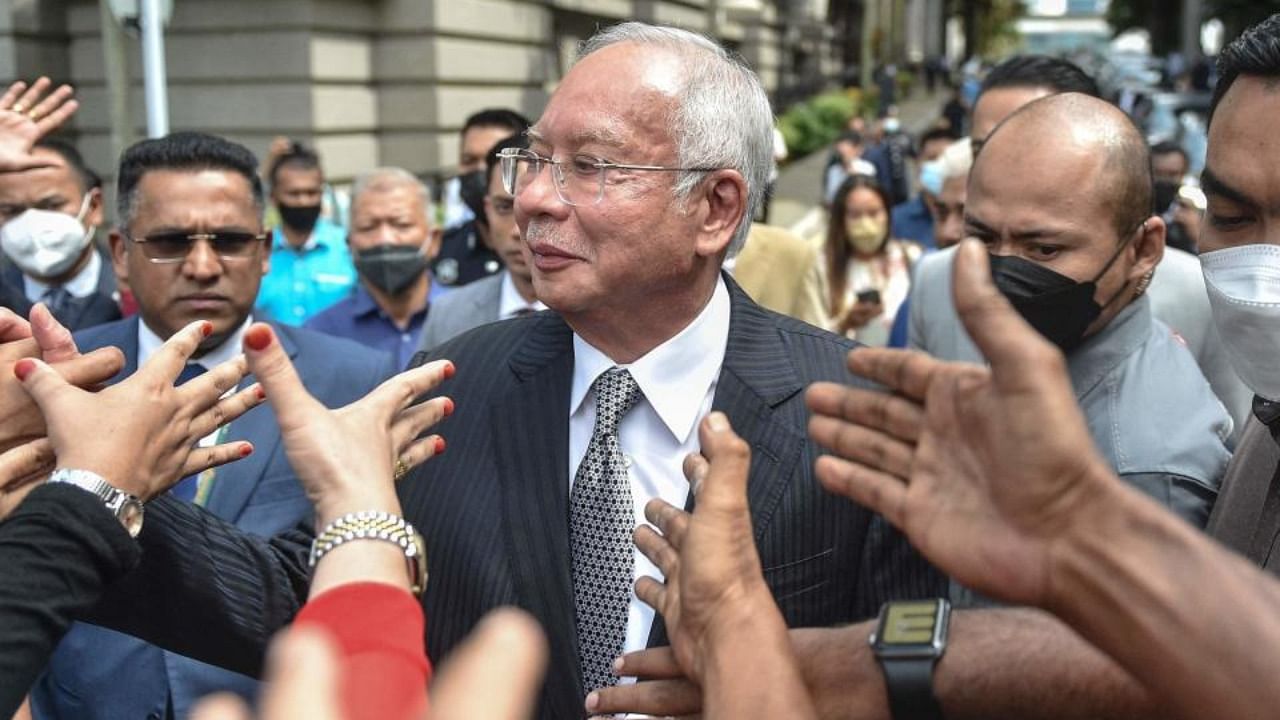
872 598 949 657
120 499 144 538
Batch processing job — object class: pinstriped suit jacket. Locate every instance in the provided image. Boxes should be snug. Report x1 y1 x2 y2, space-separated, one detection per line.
83 276 942 720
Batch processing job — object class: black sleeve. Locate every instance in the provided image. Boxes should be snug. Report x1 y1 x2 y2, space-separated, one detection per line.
854 514 949 619
79 494 313 678
0 483 141 716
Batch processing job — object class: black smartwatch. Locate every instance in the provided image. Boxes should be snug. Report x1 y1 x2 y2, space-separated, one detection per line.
869 598 950 720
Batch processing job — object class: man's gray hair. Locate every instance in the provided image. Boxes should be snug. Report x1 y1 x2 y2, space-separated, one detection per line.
348 167 435 230
578 22 773 257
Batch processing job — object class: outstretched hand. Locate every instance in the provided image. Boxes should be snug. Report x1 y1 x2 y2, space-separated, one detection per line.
9 319 262 515
806 239 1113 607
0 78 79 173
240 323 454 527
0 305 126 502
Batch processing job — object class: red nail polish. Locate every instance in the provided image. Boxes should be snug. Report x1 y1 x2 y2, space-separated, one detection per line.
434 437 446 455
442 362 456 379
13 358 34 381
442 397 454 416
245 325 271 351
256 386 266 401
201 321 213 337
239 444 253 458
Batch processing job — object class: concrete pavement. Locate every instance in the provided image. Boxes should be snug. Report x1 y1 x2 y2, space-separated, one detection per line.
768 90 950 238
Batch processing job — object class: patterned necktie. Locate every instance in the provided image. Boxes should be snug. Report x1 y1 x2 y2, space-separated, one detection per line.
170 363 207 502
41 286 71 319
570 367 643 693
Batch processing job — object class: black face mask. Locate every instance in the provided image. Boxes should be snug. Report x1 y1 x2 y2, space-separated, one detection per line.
278 203 322 233
1153 180 1179 215
354 245 429 296
987 238 1131 353
458 171 488 227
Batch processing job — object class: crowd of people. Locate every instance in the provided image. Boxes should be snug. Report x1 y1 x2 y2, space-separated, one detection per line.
2 11 1280 720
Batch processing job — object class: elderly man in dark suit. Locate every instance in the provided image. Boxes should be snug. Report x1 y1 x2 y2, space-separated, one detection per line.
30 131 393 720
74 22 940 720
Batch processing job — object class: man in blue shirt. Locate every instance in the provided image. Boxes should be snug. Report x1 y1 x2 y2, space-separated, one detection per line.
255 144 355 324
305 167 441 368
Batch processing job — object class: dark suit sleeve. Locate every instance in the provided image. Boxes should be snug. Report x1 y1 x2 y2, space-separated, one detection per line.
853 515 948 617
80 495 313 678
0 484 141 716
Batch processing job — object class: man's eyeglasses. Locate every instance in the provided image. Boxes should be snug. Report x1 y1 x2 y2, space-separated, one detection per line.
497 147 722 207
124 230 267 264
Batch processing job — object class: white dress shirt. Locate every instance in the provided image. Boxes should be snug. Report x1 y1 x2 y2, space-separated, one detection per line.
138 316 251 448
498 271 546 319
23 249 101 302
569 276 731 658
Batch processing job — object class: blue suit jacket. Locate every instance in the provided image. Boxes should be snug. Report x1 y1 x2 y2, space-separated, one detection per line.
31 317 395 720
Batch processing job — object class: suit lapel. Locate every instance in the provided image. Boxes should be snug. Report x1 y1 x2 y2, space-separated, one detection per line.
648 277 806 648
491 313 583 716
203 324 294 522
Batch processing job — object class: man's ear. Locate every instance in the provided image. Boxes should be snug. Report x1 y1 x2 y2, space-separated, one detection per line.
693 170 747 259
1129 215 1165 282
108 229 129 285
84 187 105 229
425 226 444 260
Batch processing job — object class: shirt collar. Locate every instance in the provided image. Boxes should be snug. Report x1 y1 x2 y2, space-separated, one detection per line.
349 284 383 318
138 315 252 370
570 276 731 444
23 249 101 301
498 271 545 319
1066 294 1152 397
272 225 322 252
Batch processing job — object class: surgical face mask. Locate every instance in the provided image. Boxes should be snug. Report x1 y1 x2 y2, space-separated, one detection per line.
845 216 887 255
354 244 430 296
988 237 1131 353
920 159 945 197
1153 180 1179 215
1201 244 1280 401
0 193 94 278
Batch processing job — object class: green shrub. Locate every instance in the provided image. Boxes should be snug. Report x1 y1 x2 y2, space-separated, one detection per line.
777 89 858 159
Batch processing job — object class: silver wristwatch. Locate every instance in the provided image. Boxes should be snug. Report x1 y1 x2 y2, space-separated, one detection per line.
47 468 145 537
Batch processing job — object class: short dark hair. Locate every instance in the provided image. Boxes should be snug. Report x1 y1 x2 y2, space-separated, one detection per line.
918 127 957 150
1150 140 1189 165
485 133 528 187
267 141 321 186
33 138 97 194
116 131 264 228
462 108 530 137
1210 13 1280 124
979 55 1100 100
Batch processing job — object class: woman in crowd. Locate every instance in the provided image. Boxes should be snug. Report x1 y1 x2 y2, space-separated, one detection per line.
822 173 922 346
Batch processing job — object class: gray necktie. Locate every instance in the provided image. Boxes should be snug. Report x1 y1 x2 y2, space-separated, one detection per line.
570 367 642 693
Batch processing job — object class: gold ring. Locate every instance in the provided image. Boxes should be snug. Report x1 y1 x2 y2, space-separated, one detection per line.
11 102 26 114
394 458 409 481
26 109 39 121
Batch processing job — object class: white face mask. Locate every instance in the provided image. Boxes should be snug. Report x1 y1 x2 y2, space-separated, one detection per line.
0 193 95 279
1201 244 1280 401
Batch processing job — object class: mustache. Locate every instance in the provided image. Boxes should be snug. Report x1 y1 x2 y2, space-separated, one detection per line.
524 220 583 254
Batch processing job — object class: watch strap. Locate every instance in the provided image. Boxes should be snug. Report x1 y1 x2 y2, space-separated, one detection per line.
880 656 945 720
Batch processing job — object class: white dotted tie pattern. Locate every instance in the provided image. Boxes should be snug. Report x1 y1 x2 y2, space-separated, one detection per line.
570 367 642 693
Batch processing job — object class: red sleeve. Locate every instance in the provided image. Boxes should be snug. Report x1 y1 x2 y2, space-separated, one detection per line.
293 582 431 720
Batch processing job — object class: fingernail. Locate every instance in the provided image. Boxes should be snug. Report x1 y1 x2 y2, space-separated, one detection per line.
200 321 213 337
245 325 271 351
707 411 728 431
13 358 34 381
612 656 625 672
239 444 253 458
442 361 455 379
256 386 266 401
584 692 598 710
442 397 454 416
434 436 446 455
